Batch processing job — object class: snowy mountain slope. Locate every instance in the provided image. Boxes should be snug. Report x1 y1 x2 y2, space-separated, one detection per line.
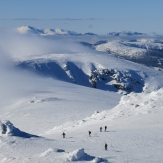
94 40 147 57
93 39 163 71
15 51 160 94
0 75 163 163
121 38 163 50
0 69 122 162
0 29 163 163
0 77 121 135
16 26 97 36
42 87 163 163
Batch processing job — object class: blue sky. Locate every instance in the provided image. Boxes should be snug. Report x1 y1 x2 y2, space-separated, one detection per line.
0 0 163 34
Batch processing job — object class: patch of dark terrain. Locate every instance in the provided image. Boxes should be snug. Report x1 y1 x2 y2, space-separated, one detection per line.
16 61 144 94
89 68 144 93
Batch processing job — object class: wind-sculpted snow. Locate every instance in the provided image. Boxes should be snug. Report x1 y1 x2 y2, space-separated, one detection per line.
0 120 39 138
67 148 108 162
17 61 72 82
67 148 94 161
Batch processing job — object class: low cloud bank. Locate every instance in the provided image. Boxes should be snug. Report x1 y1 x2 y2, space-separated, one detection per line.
0 29 96 106
0 31 94 60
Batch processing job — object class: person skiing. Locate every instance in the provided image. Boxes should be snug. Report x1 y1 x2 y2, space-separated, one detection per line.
105 126 107 131
88 131 91 137
100 127 102 132
62 132 66 138
105 143 108 150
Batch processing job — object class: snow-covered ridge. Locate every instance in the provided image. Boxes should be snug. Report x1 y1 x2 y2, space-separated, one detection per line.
16 26 97 36
17 59 145 94
17 26 147 37
94 40 147 57
93 39 163 71
15 50 163 95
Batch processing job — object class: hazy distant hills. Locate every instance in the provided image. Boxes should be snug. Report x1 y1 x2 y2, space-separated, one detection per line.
16 26 150 37
107 31 145 36
16 26 97 36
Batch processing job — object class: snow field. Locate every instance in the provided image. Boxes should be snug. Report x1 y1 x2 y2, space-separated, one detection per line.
1 84 161 163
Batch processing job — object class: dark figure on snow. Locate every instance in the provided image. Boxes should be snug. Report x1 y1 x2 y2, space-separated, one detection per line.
105 126 107 131
105 143 108 150
62 132 66 138
100 127 102 132
2 124 7 134
89 131 91 137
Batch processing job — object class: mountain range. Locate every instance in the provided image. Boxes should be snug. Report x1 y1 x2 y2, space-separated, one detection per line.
16 26 97 36
0 26 163 163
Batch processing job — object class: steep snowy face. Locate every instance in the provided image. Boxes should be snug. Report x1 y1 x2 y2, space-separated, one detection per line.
15 49 163 95
17 60 145 94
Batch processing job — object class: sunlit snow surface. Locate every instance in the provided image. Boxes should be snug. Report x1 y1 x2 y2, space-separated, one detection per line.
0 28 163 163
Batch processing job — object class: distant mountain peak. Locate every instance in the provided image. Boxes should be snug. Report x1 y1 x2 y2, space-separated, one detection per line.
16 26 97 36
16 25 44 34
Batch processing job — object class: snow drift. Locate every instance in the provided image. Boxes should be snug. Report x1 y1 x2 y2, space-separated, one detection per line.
67 148 94 161
67 148 108 162
0 120 39 138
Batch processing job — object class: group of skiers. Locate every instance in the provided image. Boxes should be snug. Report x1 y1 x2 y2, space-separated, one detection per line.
88 126 107 137
62 125 108 150
100 126 107 132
